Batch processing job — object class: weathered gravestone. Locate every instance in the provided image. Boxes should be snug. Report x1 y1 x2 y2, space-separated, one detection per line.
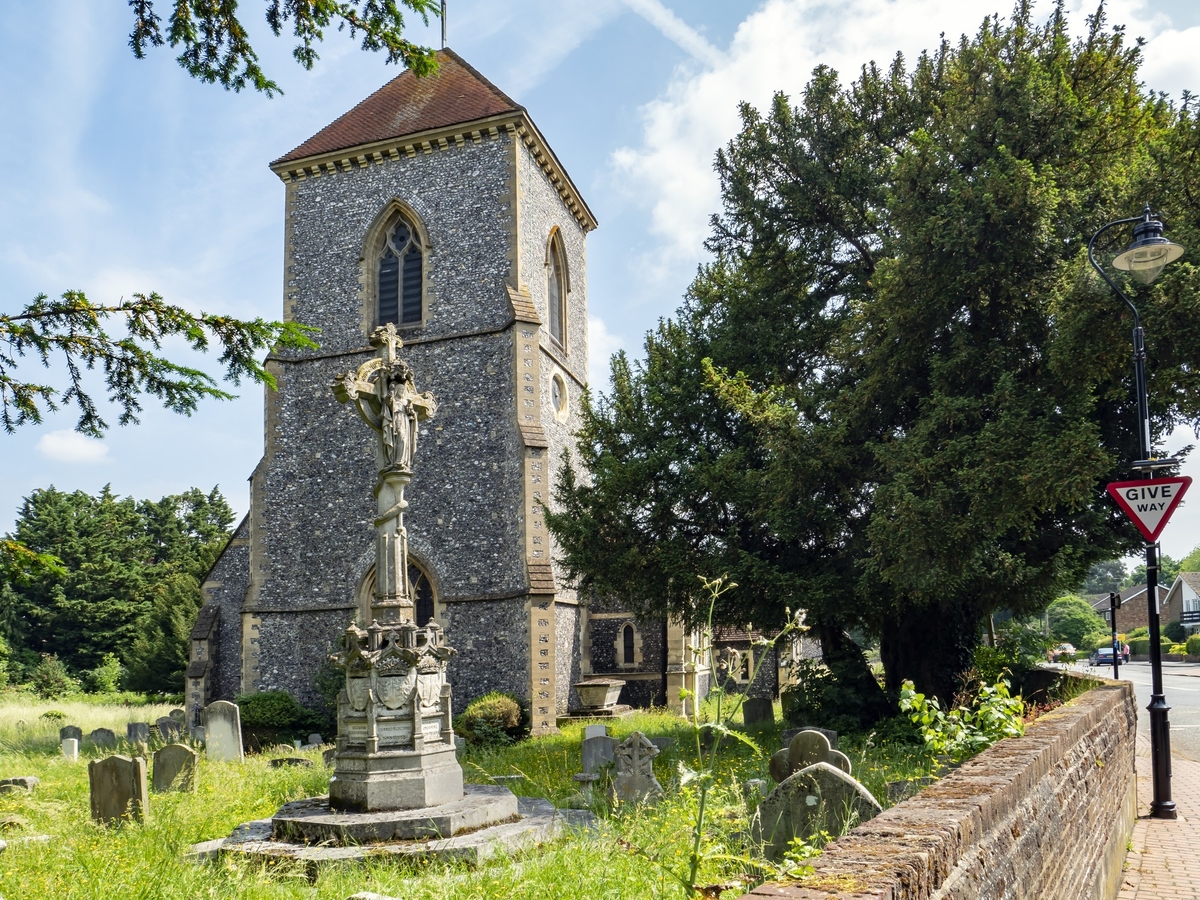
769 729 852 783
89 728 117 749
59 725 82 743
742 697 775 727
127 722 150 745
152 744 198 793
169 709 186 722
156 717 183 742
753 762 881 861
610 732 663 805
584 724 609 740
61 738 79 762
202 701 243 762
649 736 675 752
582 734 619 774
0 777 38 793
306 734 322 746
782 726 837 750
89 756 148 825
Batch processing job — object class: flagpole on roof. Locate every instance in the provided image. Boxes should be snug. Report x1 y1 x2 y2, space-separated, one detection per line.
442 0 447 48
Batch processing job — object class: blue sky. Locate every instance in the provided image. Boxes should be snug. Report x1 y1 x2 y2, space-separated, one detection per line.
3 0 1200 566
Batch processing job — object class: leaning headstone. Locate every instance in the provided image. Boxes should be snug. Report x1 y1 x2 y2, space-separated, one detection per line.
152 744 198 793
610 731 663 805
782 726 837 750
88 755 148 825
61 738 79 762
753 762 881 860
59 725 82 743
582 734 619 774
323 748 336 768
202 700 243 762
127 722 151 745
769 729 851 783
584 724 609 740
307 733 322 746
169 709 186 723
89 728 117 750
156 717 183 742
742 697 775 726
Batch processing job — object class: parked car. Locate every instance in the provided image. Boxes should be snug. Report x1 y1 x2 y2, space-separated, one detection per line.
1050 642 1076 662
1090 647 1116 667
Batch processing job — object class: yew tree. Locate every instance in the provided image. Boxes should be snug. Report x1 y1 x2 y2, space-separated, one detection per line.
547 4 1200 707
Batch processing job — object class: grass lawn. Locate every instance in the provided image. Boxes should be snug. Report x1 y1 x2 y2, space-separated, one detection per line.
0 698 934 900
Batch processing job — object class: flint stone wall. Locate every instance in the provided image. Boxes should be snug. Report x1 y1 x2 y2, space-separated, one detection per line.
200 517 249 701
742 681 1137 900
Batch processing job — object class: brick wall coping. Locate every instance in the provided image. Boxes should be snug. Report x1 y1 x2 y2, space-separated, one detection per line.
743 681 1137 899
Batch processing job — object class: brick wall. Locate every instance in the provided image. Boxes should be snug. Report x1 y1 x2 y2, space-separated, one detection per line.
744 681 1137 900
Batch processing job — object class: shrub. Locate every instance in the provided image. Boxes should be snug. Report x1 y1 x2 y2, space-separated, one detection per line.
30 654 77 699
1187 634 1200 657
1047 595 1107 652
1164 621 1188 643
973 620 1052 684
40 709 66 722
1129 636 1172 656
1169 643 1188 655
83 653 124 694
1126 626 1149 640
455 691 529 747
899 678 1025 763
236 690 309 729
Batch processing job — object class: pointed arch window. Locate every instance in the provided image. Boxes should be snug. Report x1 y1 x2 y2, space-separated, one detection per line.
622 624 635 666
547 232 567 347
410 562 435 627
378 213 423 327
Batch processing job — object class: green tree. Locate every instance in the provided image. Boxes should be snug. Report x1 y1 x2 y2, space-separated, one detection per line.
1082 559 1127 594
1125 554 1181 589
548 5 1200 704
127 0 439 96
1 485 234 686
1174 544 1200 574
1047 596 1108 651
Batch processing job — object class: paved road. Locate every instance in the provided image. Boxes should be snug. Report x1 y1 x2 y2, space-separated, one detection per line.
1073 660 1200 760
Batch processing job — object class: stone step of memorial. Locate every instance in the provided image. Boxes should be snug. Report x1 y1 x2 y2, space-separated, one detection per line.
272 784 518 844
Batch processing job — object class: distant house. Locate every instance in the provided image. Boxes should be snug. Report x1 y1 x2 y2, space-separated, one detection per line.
1089 584 1173 633
1164 573 1200 633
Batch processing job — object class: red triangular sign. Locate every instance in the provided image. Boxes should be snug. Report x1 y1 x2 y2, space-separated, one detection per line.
1107 476 1192 541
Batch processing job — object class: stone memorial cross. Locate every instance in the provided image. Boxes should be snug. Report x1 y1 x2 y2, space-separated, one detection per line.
610 731 663 805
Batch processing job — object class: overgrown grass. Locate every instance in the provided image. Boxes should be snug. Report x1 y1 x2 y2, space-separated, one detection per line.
0 702 934 900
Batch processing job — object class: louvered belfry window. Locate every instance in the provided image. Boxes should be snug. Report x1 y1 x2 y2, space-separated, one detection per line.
378 217 423 326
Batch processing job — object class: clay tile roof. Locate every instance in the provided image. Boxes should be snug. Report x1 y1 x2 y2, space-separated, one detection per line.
273 48 522 166
1181 572 1200 593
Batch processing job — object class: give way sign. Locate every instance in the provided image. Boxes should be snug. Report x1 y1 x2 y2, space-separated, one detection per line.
1107 476 1192 542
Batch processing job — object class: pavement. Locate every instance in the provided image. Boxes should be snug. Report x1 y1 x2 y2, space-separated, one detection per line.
1051 660 1200 896
1117 733 1200 899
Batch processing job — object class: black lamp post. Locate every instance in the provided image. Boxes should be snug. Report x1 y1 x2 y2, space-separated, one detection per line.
1088 205 1185 820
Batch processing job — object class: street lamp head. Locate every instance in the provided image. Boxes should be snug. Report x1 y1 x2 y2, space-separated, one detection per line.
1113 205 1185 285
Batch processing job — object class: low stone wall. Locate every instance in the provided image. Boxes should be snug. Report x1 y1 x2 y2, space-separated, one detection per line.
744 681 1137 900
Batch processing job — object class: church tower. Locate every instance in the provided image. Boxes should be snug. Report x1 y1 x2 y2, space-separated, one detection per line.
190 50 597 734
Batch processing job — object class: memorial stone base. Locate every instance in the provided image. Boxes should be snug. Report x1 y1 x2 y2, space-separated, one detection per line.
329 744 464 812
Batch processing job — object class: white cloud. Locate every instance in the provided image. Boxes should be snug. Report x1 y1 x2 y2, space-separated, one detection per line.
587 314 626 395
37 430 111 464
611 0 1200 271
621 0 724 67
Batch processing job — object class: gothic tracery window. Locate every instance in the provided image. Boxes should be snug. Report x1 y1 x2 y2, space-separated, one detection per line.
410 562 434 627
378 213 423 327
547 232 567 347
